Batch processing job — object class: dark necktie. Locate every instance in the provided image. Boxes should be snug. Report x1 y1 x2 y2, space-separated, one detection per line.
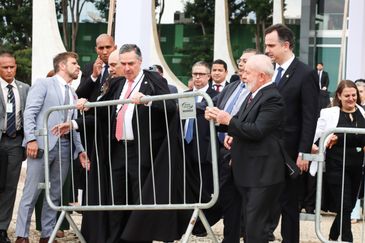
6 84 16 137
245 92 253 108
215 84 221 92
100 64 109 85
274 67 284 86
185 96 198 143
64 85 70 121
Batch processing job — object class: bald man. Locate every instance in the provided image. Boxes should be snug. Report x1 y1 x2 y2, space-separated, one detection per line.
76 33 116 102
108 49 124 78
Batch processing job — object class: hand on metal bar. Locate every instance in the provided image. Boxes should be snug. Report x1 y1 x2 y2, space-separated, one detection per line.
75 98 89 111
326 134 338 149
51 122 72 136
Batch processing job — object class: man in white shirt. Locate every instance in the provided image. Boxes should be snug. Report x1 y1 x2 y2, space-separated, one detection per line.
0 52 29 243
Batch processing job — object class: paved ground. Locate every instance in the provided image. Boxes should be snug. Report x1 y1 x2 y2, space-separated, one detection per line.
7 166 365 242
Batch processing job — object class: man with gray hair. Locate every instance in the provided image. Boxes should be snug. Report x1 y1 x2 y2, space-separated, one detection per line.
205 54 286 243
77 44 176 243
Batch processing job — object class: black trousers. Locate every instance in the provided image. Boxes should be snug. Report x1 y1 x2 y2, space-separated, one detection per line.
196 147 243 243
236 183 284 243
107 141 151 243
326 163 362 242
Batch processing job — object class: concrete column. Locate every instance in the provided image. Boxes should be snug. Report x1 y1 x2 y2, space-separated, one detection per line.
345 1 365 80
114 0 183 89
213 0 236 77
273 0 283 24
32 0 65 83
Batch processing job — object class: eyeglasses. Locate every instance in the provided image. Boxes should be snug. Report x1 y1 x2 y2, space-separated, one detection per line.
192 72 208 77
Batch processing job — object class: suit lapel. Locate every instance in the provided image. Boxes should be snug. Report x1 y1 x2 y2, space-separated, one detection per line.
52 77 64 105
0 84 5 110
138 74 148 95
15 80 26 112
221 82 239 108
240 92 263 120
276 58 298 90
70 87 78 118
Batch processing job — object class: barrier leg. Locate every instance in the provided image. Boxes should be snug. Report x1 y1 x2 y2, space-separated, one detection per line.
48 210 65 243
65 211 86 243
181 208 199 243
198 209 219 243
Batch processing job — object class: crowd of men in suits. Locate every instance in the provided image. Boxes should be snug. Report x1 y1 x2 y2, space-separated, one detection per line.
0 23 335 243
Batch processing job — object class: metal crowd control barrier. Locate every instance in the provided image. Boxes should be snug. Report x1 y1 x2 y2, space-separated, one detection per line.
303 127 365 243
40 91 219 243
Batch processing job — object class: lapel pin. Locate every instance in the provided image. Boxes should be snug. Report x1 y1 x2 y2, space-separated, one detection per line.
286 74 289 78
144 81 148 84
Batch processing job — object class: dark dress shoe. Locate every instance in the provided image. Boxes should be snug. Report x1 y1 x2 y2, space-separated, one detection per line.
0 230 10 243
39 237 58 243
15 237 29 243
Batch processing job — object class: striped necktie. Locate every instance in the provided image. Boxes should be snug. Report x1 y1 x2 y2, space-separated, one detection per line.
6 84 16 137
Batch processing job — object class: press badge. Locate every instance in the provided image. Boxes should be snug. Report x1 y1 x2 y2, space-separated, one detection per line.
6 102 13 113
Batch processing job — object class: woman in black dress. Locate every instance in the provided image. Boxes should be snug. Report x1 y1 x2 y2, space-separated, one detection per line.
313 80 365 241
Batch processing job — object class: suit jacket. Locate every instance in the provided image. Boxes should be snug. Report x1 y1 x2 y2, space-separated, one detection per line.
0 80 29 140
0 80 29 191
23 77 83 159
276 58 319 158
319 71 330 89
214 81 242 110
76 62 106 102
209 80 230 92
228 84 285 187
229 74 240 83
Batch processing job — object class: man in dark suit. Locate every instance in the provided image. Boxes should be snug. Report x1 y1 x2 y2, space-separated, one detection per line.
264 24 319 243
205 54 286 243
76 44 175 243
210 49 256 242
317 62 331 109
0 52 29 243
76 33 116 102
210 59 229 92
74 34 116 206
185 61 218 196
316 62 329 91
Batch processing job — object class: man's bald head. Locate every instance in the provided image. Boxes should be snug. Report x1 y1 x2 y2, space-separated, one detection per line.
108 49 123 77
95 34 116 64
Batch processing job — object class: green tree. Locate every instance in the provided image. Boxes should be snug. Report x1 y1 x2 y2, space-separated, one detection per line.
57 0 98 52
178 0 248 77
0 0 32 84
14 48 32 84
0 0 32 49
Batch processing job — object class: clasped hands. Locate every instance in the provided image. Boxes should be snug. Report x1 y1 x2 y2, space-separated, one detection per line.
205 107 233 150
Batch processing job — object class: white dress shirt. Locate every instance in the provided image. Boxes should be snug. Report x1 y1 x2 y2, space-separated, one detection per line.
116 71 144 140
1 77 21 131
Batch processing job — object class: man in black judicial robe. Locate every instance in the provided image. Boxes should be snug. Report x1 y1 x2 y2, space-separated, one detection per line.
93 44 175 243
